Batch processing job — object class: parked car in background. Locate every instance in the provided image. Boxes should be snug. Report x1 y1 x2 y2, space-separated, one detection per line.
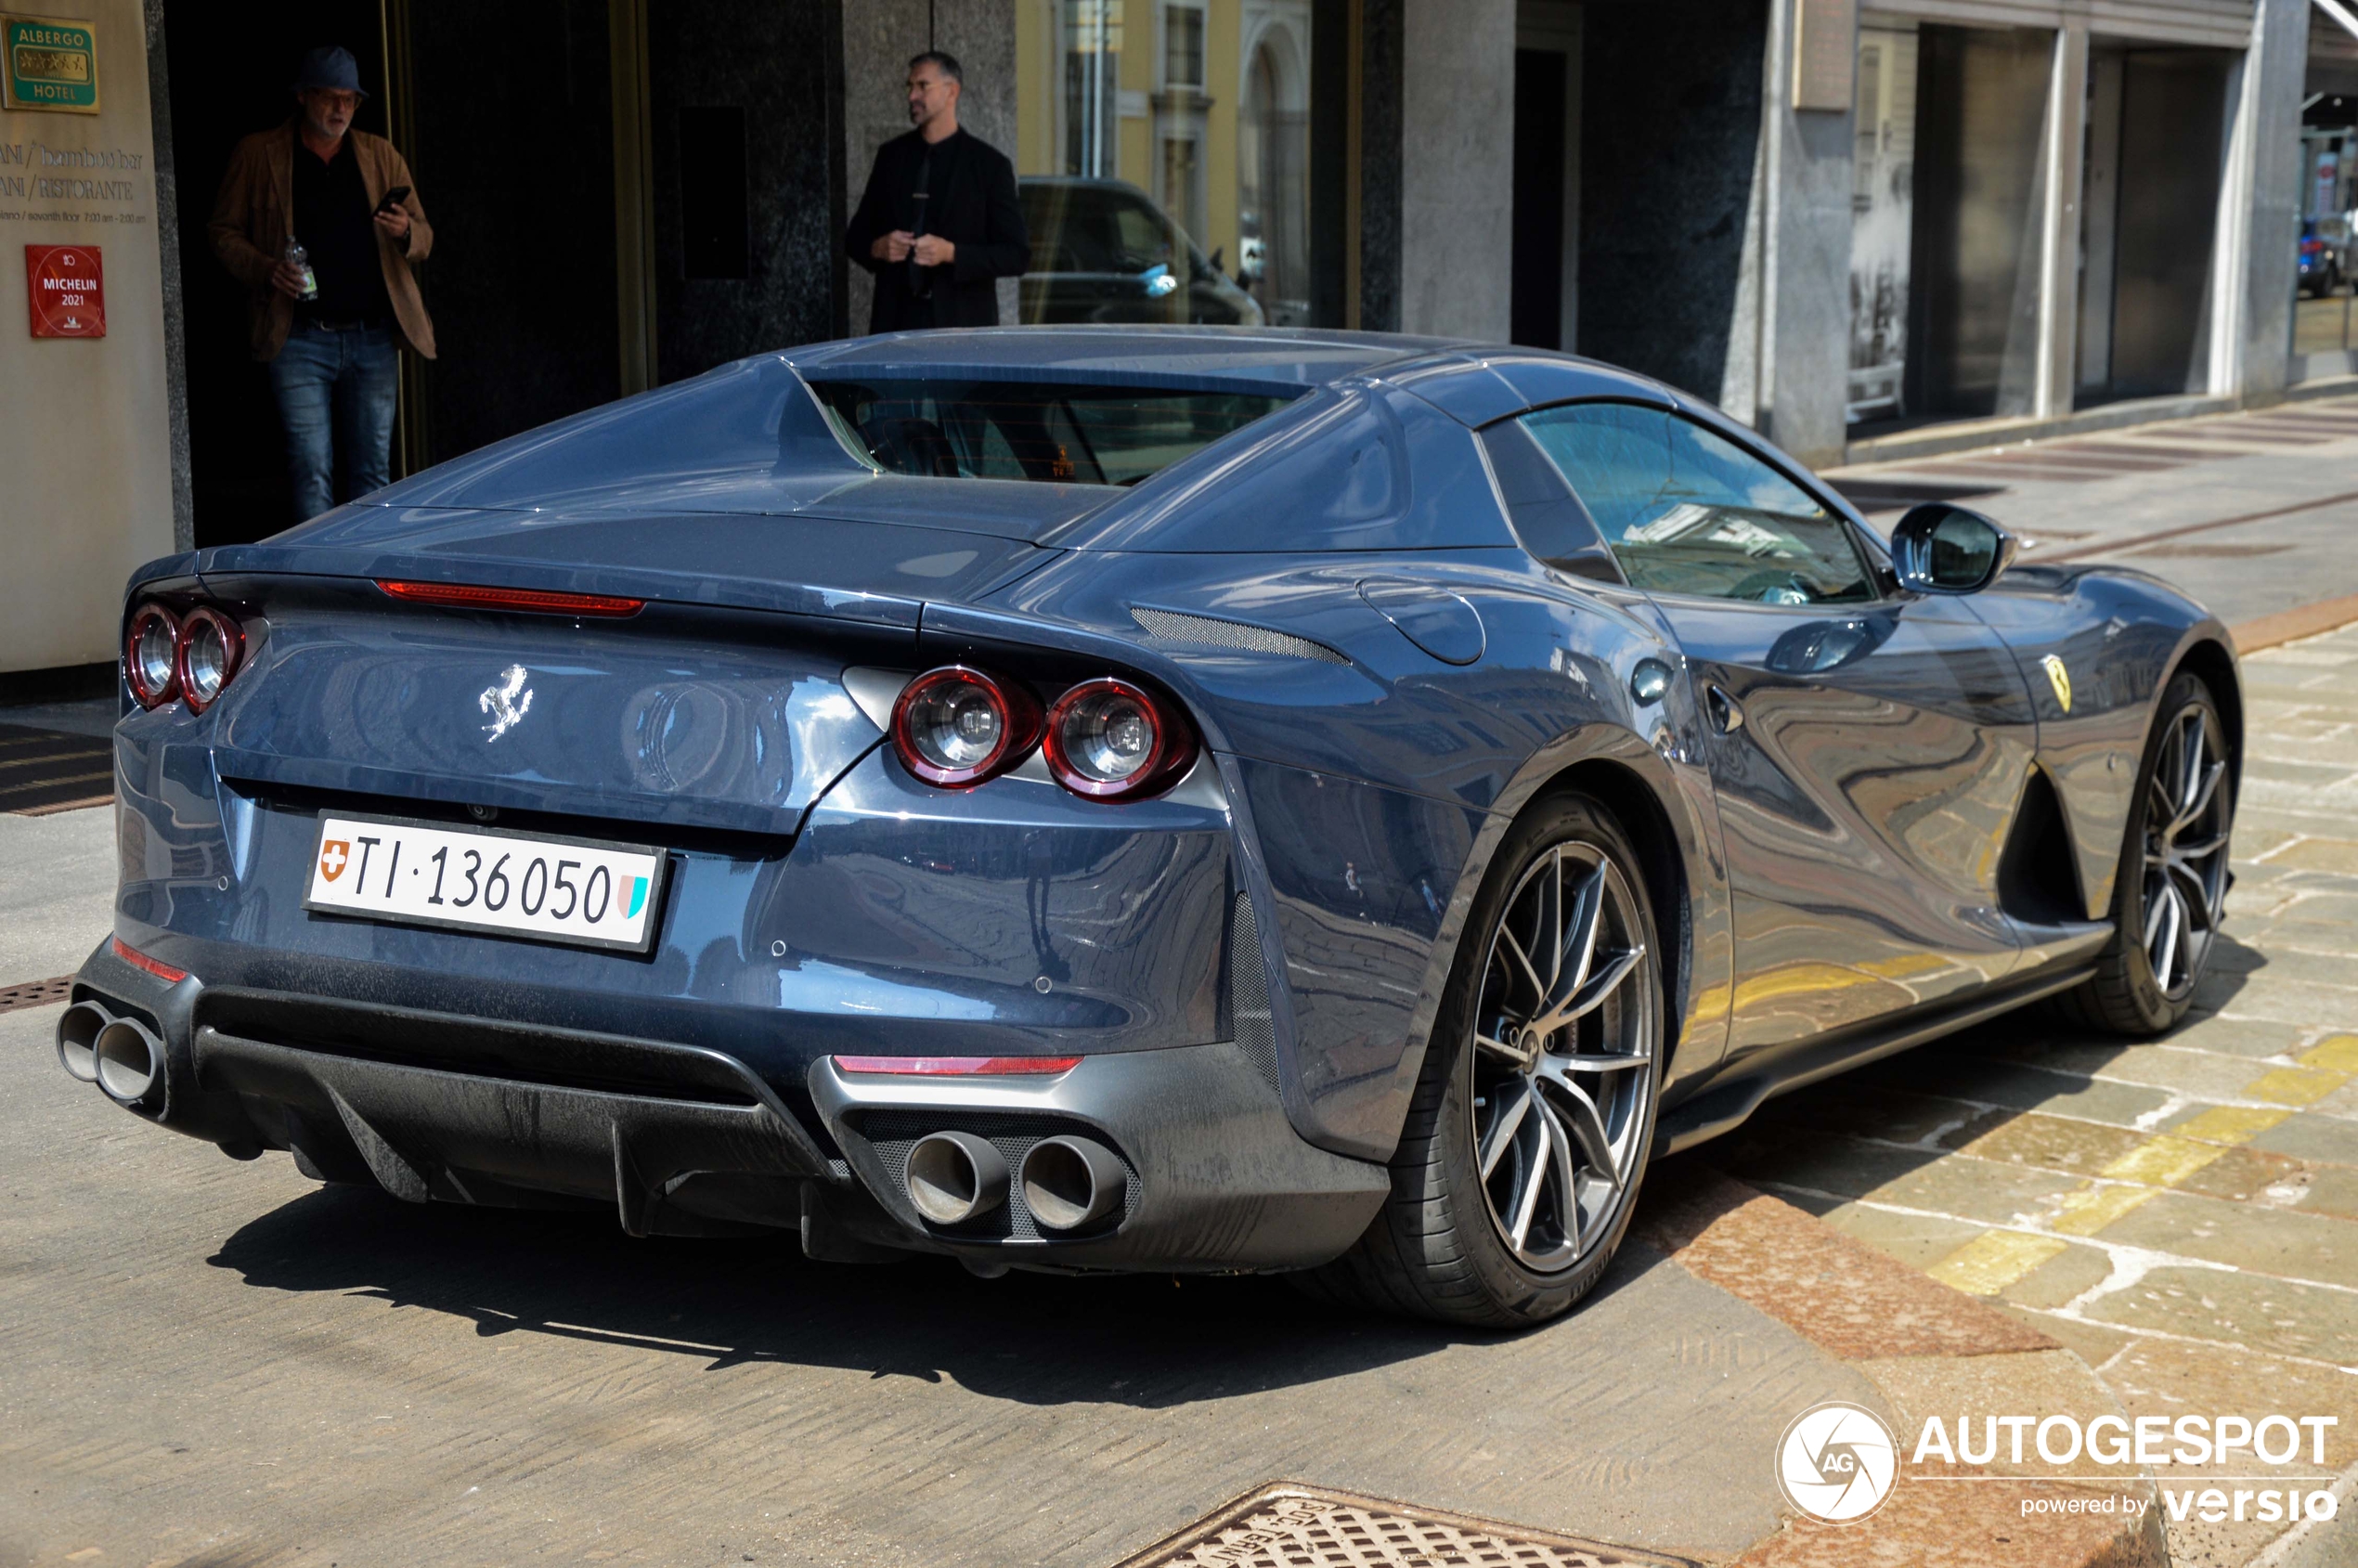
1018 177 1263 327
2300 218 2345 297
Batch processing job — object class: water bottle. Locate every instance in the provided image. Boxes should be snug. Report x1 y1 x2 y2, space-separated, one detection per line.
283 234 317 302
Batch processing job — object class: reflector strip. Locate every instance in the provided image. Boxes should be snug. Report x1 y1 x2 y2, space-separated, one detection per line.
377 580 646 617
833 1055 1082 1076
110 937 188 983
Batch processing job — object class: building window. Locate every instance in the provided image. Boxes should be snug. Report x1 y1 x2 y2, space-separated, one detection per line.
1163 4 1204 90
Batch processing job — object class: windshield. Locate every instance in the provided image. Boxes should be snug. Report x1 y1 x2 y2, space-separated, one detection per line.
806 378 1295 486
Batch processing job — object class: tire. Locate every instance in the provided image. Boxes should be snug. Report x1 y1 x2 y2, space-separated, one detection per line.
2053 672 2234 1036
1297 791 1665 1328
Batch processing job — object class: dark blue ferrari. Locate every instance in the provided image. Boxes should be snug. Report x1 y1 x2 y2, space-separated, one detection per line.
59 329 2239 1327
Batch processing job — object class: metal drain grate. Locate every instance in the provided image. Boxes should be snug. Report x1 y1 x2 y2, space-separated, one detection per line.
1115 1484 1698 1568
0 976 74 1016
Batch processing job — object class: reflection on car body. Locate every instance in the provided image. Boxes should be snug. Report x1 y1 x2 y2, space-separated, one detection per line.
65 327 2241 1329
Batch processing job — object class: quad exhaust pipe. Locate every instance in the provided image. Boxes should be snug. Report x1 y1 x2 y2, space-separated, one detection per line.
1019 1134 1127 1232
903 1131 1008 1225
58 1000 166 1110
56 1001 108 1083
900 1129 1131 1234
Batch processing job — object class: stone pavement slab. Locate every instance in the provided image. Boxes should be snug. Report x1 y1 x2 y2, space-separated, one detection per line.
1 996 1871 1568
0 799 110 984
1730 623 2358 1568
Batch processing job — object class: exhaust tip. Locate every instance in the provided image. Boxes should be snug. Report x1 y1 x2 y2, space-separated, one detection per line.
1019 1135 1128 1233
56 1002 109 1083
904 1131 1009 1225
93 1017 162 1108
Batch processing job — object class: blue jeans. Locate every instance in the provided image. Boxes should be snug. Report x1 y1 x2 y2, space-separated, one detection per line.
269 321 398 521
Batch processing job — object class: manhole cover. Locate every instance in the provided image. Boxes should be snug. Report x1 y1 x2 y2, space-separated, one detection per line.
0 975 74 1015
1113 1483 1697 1568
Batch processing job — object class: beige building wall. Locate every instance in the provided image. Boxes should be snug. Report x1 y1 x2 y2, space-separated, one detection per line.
0 0 175 678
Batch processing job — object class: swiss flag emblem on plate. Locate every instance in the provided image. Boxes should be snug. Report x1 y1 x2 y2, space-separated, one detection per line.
318 840 351 882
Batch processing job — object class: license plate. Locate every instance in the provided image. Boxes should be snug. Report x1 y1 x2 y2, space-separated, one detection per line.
304 811 670 954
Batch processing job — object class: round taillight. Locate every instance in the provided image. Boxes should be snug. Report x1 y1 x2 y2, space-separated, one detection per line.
1043 678 1196 800
125 603 180 708
890 666 1041 787
176 606 245 714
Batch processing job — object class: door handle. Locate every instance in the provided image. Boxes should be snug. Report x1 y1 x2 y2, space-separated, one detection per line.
1706 684 1745 733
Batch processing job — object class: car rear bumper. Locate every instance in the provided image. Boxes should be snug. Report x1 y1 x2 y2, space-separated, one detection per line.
61 939 1389 1273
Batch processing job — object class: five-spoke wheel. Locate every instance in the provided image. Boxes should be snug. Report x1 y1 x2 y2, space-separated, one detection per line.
1301 791 1664 1328
2141 701 2230 1001
1470 844 1655 1272
2056 671 2235 1036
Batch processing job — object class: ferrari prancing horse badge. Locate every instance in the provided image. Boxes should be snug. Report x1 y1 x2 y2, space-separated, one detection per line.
2041 654 2072 713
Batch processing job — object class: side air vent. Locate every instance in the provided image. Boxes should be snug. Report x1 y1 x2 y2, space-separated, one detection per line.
1229 892 1280 1091
1133 607 1350 666
1996 767 2086 925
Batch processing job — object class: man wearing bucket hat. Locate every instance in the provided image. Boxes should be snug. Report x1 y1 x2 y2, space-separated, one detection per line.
209 45 434 522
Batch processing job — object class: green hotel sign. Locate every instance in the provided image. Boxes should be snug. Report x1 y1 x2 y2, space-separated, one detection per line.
2 14 98 114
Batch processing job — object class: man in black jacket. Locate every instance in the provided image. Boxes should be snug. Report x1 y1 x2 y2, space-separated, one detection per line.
846 51 1029 332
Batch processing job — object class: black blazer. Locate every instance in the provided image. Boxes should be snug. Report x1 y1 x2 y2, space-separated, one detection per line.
846 128 1029 331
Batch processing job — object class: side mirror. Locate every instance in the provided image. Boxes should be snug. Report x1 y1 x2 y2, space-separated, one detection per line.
1890 503 2017 595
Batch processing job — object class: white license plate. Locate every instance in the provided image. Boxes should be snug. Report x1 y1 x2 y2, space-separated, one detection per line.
304 812 670 954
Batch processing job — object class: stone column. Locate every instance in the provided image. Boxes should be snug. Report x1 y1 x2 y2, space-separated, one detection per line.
2031 23 2090 420
2230 0 2313 404
1754 0 1854 469
1394 0 1514 340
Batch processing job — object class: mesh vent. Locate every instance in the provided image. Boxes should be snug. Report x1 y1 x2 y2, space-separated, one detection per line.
1133 607 1350 665
856 1110 1139 1242
1120 1484 1691 1568
1229 893 1279 1092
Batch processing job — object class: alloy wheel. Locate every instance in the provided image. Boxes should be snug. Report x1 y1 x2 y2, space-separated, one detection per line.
1469 843 1657 1273
2142 704 2232 1001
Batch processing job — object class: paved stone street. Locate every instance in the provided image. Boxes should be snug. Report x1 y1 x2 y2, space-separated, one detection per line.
1828 395 2358 629
8 412 2358 1567
1727 622 2358 1568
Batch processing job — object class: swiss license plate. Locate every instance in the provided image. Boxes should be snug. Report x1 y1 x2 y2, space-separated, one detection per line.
304 811 670 954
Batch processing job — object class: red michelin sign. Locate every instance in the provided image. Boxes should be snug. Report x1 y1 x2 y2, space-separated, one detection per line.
25 243 104 337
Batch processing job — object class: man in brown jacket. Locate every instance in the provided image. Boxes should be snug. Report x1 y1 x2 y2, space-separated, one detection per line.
210 45 434 522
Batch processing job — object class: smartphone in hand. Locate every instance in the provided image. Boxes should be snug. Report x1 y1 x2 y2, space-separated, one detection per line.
374 184 412 214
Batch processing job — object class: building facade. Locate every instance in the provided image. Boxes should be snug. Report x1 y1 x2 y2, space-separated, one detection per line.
0 0 2345 687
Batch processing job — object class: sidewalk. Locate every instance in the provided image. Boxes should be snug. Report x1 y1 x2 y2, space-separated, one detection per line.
1721 623 2358 1568
1824 395 2358 634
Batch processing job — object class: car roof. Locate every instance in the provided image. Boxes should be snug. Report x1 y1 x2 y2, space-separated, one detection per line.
785 327 1674 408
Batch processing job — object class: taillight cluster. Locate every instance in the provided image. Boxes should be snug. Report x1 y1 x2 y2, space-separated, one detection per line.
124 600 247 714
888 666 1197 801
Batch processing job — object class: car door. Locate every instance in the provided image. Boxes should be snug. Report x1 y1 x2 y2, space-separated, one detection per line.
1512 401 2038 1059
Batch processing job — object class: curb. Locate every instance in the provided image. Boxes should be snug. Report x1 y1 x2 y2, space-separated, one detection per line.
1639 1164 2167 1568
2232 593 2358 654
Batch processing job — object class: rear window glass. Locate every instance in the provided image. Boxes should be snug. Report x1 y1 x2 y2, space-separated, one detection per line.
806 378 1293 487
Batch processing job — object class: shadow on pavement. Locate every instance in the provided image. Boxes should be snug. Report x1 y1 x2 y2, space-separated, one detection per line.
1711 945 2262 1204
207 1178 1673 1407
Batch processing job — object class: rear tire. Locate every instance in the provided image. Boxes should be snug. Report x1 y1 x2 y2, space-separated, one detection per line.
2053 672 2233 1036
1298 792 1664 1328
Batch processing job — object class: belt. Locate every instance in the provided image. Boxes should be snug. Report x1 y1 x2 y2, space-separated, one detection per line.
299 317 377 332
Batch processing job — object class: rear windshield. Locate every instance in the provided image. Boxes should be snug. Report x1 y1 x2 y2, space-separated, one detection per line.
806 378 1294 486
